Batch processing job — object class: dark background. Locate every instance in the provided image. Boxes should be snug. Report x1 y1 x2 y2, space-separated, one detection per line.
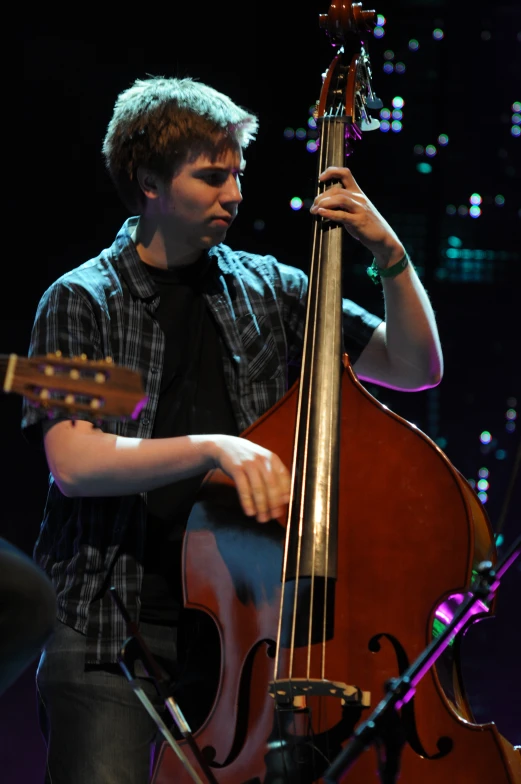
2 1 520 780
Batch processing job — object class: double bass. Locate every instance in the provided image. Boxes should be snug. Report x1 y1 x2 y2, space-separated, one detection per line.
152 3 521 782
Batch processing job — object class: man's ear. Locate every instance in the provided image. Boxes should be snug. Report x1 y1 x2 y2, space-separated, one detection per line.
136 166 160 200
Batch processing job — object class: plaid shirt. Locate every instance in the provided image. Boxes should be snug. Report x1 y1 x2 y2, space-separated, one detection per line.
21 217 381 663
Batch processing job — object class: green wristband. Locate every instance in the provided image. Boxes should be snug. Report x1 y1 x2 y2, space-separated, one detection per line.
367 253 409 285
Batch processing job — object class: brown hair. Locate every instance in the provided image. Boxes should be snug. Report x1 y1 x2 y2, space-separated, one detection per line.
102 76 258 213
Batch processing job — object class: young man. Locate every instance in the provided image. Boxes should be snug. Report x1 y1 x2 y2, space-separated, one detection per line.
22 76 443 783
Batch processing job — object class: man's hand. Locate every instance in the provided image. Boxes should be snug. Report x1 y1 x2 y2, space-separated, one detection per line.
208 435 291 523
309 167 405 268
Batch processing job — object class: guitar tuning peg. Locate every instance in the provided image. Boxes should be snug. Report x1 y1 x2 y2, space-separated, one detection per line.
44 365 55 376
94 372 106 384
105 356 114 364
65 394 75 405
40 389 50 400
69 369 80 380
90 399 102 410
80 354 88 361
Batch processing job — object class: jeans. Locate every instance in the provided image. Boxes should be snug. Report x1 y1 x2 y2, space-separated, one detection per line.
36 619 179 784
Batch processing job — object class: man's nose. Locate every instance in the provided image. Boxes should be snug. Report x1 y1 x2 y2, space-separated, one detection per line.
222 175 243 204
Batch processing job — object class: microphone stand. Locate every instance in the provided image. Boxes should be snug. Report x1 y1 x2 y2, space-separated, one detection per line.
323 534 521 784
109 586 218 784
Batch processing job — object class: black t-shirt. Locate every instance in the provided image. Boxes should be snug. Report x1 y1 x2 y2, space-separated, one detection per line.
140 256 238 624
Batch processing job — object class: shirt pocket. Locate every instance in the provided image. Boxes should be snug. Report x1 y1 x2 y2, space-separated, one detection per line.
236 313 285 383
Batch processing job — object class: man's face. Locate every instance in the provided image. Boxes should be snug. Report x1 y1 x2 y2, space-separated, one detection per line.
153 146 245 253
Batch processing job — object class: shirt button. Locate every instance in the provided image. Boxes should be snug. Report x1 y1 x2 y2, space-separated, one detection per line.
150 367 159 374
142 417 150 425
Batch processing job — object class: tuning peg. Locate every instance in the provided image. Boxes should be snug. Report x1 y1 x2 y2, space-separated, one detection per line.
65 394 75 405
39 389 50 400
94 372 106 384
90 399 101 409
44 365 55 376
80 354 88 361
69 369 80 380
105 357 114 364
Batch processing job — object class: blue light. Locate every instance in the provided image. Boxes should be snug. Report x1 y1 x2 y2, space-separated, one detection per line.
379 120 390 132
392 96 405 109
295 128 307 140
392 109 403 119
380 108 391 119
391 120 403 132
425 145 437 157
469 205 481 218
395 62 406 74
290 197 303 211
408 39 419 51
511 126 521 137
478 491 488 504
306 140 318 153
374 26 385 38
480 431 492 444
307 116 317 129
478 467 489 478
438 134 449 145
383 63 394 74
433 28 445 40
416 162 432 174
470 193 482 205
384 50 394 60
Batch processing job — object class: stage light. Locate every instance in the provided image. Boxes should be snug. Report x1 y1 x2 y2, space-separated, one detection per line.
392 96 405 108
283 127 295 140
506 408 517 420
417 162 432 173
495 194 505 205
433 28 444 40
395 62 406 74
380 120 390 132
376 14 386 26
383 63 394 74
308 116 317 129
511 125 520 137
392 110 403 119
480 431 492 444
470 193 482 205
438 134 449 145
295 128 306 140
414 144 424 154
391 121 402 132
478 467 489 478
446 205 457 215
448 236 462 247
306 140 318 153
374 26 385 38
384 50 394 60
477 479 489 491
290 197 303 211
408 39 419 51
380 108 391 119
469 206 481 218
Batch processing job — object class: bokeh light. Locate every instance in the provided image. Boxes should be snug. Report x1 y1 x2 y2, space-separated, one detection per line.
395 62 406 74
425 145 437 157
470 193 482 205
469 205 481 218
374 26 385 38
495 194 505 205
284 127 295 139
478 467 489 478
383 63 394 74
433 28 444 40
290 197 303 211
438 134 449 145
409 39 419 51
480 431 492 444
392 96 405 109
